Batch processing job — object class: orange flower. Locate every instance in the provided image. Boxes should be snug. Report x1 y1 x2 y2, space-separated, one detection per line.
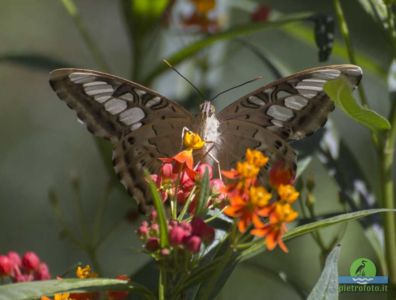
251 203 298 252
236 161 260 179
224 186 272 232
277 184 299 204
245 149 268 168
191 0 216 14
41 294 71 300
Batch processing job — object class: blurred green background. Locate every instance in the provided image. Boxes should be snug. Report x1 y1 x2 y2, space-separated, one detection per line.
0 1 392 299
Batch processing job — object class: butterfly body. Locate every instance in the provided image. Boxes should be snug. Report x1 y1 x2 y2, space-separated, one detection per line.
49 65 362 211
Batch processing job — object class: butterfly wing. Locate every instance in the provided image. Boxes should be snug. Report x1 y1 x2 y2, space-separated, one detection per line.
216 64 362 175
50 69 194 211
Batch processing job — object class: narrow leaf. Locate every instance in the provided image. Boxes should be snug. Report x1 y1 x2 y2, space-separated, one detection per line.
0 54 72 71
0 278 152 300
240 209 396 261
144 12 314 84
307 245 341 300
146 175 169 247
324 78 391 131
195 168 210 217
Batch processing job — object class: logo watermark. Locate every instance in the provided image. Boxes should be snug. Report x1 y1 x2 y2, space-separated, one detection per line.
339 257 388 293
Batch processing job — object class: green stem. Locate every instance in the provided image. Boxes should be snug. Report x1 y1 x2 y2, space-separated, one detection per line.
60 0 111 72
158 265 166 300
333 0 368 107
379 103 396 286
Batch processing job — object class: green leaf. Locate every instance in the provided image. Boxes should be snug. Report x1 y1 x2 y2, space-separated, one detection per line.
307 245 341 300
195 168 210 217
146 175 169 248
144 12 314 84
358 0 388 22
0 278 153 300
324 78 391 131
0 54 72 71
240 209 396 261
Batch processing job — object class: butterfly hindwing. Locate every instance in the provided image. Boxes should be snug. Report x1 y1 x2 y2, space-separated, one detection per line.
50 68 193 211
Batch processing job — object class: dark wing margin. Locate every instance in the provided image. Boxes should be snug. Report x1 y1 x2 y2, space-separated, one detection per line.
217 64 362 141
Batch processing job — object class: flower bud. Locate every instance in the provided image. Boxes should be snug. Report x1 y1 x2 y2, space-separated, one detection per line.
191 218 215 244
35 263 51 280
169 226 187 246
196 163 213 179
22 251 40 271
184 236 202 253
0 255 12 276
7 251 21 268
137 222 149 237
145 237 160 252
15 273 34 282
161 163 174 178
160 248 170 257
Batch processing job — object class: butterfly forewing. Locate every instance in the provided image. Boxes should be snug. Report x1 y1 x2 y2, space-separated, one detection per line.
50 69 193 211
216 64 362 177
218 64 362 141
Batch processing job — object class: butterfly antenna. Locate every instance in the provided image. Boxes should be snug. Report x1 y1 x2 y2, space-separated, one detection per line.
210 76 263 102
163 59 206 100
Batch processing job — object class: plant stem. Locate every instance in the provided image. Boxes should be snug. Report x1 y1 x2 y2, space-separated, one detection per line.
379 103 396 286
333 0 368 107
60 0 111 72
158 265 166 300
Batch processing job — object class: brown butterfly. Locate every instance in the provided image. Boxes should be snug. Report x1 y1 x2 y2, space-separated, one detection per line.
49 64 362 211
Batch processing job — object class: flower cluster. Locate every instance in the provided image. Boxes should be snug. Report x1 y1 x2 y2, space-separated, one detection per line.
0 251 50 282
180 0 219 33
138 210 215 255
223 149 299 252
152 132 225 213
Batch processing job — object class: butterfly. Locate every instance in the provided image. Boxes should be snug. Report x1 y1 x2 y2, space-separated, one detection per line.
49 64 362 212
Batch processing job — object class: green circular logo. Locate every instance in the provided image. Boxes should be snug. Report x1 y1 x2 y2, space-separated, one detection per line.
349 258 376 277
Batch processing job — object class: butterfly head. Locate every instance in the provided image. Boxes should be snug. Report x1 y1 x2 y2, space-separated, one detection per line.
199 101 215 119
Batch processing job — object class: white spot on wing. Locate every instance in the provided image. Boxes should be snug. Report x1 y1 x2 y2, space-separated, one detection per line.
84 84 114 96
83 81 108 87
69 72 97 84
94 95 112 103
119 107 145 125
130 122 143 131
271 119 283 127
248 96 266 106
312 69 341 80
267 105 294 121
105 99 127 114
135 89 146 96
146 96 161 108
284 95 309 110
276 90 292 98
119 93 134 102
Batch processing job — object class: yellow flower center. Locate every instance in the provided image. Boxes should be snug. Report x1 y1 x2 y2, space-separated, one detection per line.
183 131 205 150
249 186 271 207
278 184 299 204
236 161 260 179
76 265 97 279
245 149 269 168
54 293 71 300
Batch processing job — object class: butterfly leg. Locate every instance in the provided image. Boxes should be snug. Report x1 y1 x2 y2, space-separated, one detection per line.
180 126 193 150
194 142 223 181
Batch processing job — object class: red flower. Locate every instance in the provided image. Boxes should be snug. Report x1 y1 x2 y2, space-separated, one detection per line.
0 255 12 276
22 251 40 272
269 160 295 187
